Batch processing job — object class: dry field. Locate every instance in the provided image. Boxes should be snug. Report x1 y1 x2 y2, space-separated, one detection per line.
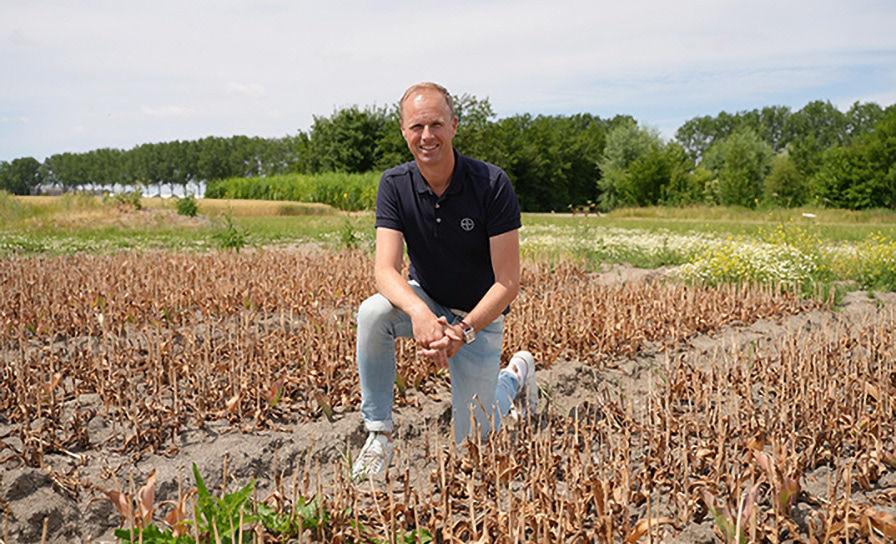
0 248 894 542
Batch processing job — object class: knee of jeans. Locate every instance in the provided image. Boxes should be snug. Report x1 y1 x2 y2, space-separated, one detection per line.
357 294 396 330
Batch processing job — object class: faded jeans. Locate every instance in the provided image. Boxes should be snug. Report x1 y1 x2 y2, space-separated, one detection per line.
356 281 519 444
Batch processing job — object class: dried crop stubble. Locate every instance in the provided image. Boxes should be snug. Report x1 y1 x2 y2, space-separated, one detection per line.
2 249 816 466
0 250 375 342
319 311 896 542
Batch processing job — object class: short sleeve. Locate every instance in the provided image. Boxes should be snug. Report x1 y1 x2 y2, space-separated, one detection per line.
485 170 522 237
374 173 404 231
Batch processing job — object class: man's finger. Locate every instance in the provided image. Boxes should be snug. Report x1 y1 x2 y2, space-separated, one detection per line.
444 326 463 341
427 336 451 350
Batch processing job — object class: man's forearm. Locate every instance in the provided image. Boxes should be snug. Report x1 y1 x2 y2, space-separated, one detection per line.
460 279 519 332
375 266 430 319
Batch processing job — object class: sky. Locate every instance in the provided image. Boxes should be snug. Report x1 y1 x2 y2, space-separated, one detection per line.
2 0 895 162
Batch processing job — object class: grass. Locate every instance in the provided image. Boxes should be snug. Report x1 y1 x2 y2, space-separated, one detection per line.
3 194 895 290
528 205 896 242
1 194 353 255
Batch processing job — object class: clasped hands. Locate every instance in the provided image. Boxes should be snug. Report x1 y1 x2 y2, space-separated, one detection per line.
412 313 465 369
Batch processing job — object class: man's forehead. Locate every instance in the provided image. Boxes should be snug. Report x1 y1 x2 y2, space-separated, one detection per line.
403 90 452 117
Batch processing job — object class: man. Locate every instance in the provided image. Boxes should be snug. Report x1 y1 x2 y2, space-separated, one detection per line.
352 82 537 480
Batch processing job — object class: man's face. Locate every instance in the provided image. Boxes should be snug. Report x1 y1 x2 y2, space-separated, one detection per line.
400 89 458 169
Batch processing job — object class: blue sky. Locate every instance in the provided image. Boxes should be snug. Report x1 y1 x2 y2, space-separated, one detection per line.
2 0 895 162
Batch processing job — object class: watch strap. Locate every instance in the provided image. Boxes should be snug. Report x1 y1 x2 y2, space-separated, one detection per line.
460 320 476 344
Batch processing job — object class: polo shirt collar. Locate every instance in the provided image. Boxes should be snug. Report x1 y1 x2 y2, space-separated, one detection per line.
412 150 466 197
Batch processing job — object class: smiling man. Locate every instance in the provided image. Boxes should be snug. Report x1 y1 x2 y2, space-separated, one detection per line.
351 82 537 480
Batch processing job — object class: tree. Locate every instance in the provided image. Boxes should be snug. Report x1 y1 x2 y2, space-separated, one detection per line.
374 105 411 172
785 100 846 177
675 115 718 161
0 162 9 194
763 154 807 207
703 128 773 207
0 157 42 195
308 105 388 173
814 107 896 209
598 120 669 209
452 94 497 160
757 105 792 152
660 144 706 206
844 101 884 142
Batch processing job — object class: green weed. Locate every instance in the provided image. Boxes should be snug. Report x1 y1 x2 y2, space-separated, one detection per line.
339 219 359 249
176 195 199 217
212 215 249 252
191 463 255 543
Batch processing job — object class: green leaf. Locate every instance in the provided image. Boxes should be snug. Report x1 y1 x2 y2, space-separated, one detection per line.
115 524 193 544
296 495 329 529
217 480 257 536
257 503 296 535
401 528 433 543
191 463 216 530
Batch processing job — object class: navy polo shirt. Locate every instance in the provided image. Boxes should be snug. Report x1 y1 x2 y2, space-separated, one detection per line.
375 151 521 313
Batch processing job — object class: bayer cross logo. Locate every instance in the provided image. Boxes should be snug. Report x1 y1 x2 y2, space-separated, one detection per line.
460 218 475 231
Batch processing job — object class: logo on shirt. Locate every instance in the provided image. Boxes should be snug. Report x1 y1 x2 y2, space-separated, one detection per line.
460 218 475 231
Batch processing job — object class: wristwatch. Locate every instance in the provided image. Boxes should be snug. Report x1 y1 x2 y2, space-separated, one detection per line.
460 320 476 344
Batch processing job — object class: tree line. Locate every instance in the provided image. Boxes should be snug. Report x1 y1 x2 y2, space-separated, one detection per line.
1 97 893 211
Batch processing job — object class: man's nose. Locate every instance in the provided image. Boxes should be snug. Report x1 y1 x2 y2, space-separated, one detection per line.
421 125 433 139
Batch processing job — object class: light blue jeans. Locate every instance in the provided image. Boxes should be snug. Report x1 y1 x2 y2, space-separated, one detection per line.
356 281 519 444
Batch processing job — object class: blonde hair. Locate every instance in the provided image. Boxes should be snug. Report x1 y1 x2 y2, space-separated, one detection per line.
399 82 456 121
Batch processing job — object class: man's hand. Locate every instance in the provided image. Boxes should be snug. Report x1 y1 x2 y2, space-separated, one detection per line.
418 346 450 369
409 307 445 350
420 317 465 360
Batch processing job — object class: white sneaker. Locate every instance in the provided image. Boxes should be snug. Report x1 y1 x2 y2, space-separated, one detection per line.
351 432 393 481
508 350 537 420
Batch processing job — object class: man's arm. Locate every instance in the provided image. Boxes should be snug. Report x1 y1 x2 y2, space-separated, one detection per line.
374 227 445 349
426 229 520 358
463 228 520 331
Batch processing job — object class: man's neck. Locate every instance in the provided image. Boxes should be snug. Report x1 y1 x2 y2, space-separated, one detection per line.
418 150 456 197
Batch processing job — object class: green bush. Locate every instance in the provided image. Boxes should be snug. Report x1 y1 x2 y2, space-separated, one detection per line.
763 154 807 207
205 172 378 211
212 215 249 252
662 158 711 206
813 108 896 210
598 120 692 209
703 128 773 208
175 194 198 217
